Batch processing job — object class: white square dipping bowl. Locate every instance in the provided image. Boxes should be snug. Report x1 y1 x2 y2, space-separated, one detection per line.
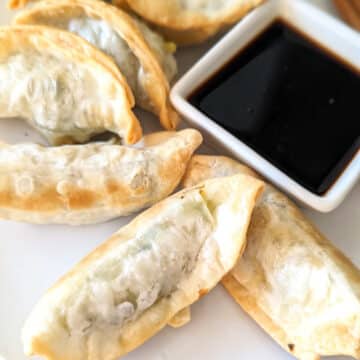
171 0 360 212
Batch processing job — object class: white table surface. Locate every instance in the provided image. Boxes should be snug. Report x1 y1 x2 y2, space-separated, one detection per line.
0 1 359 360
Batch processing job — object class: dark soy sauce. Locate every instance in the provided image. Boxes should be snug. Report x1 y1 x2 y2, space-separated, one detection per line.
189 20 360 195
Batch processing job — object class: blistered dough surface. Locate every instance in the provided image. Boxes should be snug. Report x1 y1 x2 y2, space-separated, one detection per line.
122 0 264 30
22 174 263 359
183 155 360 360
0 26 141 144
0 52 116 139
0 130 202 225
14 1 179 129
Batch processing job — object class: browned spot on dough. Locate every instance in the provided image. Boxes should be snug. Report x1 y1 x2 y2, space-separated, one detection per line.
0 187 63 212
198 288 209 298
31 337 59 360
0 191 14 207
288 344 295 352
52 135 76 146
106 179 121 194
107 179 148 208
67 188 96 209
157 149 188 187
25 188 63 211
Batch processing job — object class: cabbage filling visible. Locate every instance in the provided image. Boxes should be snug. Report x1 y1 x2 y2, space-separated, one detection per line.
0 52 112 142
62 194 214 336
132 16 177 81
54 17 177 111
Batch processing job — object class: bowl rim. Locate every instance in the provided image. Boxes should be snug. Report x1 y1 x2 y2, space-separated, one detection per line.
171 0 360 212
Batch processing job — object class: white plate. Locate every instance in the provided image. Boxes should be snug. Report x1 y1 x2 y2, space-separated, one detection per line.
0 2 359 360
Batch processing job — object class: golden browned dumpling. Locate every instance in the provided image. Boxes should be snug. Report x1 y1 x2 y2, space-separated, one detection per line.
116 0 264 45
22 174 264 359
0 130 202 225
7 0 30 8
8 0 113 9
0 25 142 145
183 155 360 360
15 0 179 129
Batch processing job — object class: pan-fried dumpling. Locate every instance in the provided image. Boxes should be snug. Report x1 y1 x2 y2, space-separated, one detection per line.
0 26 142 145
8 0 114 9
115 0 264 45
0 129 202 225
15 0 179 129
183 155 360 360
7 0 31 9
22 174 264 360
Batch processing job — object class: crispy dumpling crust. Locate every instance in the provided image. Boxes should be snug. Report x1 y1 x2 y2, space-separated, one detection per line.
8 0 118 9
116 0 264 45
183 155 360 360
7 0 28 9
9 0 263 44
22 174 264 360
0 25 142 145
0 129 202 225
15 0 179 129
167 307 192 328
